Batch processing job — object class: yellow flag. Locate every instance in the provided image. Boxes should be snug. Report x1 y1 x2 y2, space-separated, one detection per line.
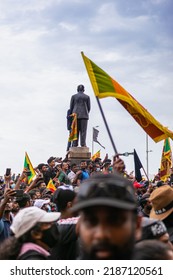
68 113 78 142
81 52 173 143
91 150 101 161
160 138 172 181
24 152 36 184
47 178 56 193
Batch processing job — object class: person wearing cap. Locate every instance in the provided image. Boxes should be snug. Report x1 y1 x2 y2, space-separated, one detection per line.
69 84 91 147
51 188 79 260
138 193 152 217
47 157 57 179
139 217 172 249
0 206 60 259
34 199 51 212
149 185 173 244
70 173 141 260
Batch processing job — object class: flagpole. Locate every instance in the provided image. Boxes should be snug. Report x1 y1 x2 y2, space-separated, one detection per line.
146 134 149 178
146 134 152 181
96 97 118 155
92 127 94 155
142 165 149 182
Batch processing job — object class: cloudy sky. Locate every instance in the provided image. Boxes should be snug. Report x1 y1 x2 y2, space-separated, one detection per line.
0 0 172 177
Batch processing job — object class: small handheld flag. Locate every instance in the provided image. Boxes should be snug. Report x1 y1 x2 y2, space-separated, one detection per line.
24 152 36 184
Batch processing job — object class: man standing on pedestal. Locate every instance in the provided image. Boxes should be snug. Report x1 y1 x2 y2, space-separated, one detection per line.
70 84 91 147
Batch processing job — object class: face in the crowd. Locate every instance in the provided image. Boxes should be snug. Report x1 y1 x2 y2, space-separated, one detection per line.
49 160 55 168
71 165 78 173
42 165 49 172
144 199 152 212
35 191 41 199
80 161 87 170
40 182 46 188
94 163 101 172
88 162 93 170
11 201 20 214
41 203 51 212
4 202 13 213
78 206 141 260
159 233 173 250
62 162 69 171
32 222 59 250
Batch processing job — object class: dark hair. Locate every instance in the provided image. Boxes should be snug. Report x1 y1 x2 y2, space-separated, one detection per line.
77 84 84 92
16 193 31 208
71 163 77 169
34 180 45 188
53 188 76 211
0 224 41 260
134 240 172 260
28 190 36 199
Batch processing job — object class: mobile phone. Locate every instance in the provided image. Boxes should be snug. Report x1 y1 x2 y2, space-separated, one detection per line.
15 190 24 197
5 168 11 176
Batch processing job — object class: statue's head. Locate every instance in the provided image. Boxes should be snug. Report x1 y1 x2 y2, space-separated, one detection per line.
77 84 85 92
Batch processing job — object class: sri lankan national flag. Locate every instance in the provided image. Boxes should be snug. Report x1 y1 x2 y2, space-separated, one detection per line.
91 150 101 161
68 113 78 142
81 52 173 143
47 178 56 193
24 152 36 184
160 138 172 181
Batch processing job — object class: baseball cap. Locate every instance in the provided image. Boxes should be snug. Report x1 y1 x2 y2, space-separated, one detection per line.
150 185 173 220
34 199 50 209
71 173 137 213
10 206 61 238
141 217 167 240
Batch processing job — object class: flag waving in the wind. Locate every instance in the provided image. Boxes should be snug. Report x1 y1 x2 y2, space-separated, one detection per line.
91 150 101 161
81 52 173 143
134 149 143 182
24 152 36 184
160 138 172 181
47 178 56 193
93 127 105 149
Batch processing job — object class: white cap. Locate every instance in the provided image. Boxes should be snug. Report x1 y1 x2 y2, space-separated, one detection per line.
10 206 61 238
34 199 50 209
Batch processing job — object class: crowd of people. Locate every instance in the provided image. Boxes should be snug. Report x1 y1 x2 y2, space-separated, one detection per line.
0 154 173 260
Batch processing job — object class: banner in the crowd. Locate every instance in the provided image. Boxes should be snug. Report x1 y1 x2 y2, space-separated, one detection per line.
24 152 36 184
81 52 173 143
160 138 172 181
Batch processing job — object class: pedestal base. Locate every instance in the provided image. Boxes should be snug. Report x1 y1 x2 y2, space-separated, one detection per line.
68 147 91 165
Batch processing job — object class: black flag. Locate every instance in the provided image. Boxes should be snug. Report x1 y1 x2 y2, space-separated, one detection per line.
93 128 105 149
134 149 142 182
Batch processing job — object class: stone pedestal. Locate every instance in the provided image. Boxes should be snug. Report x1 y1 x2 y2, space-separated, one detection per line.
68 147 91 165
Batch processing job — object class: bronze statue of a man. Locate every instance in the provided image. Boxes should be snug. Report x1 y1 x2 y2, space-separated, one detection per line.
70 84 91 147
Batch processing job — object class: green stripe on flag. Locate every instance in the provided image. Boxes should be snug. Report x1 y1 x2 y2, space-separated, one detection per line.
91 61 115 93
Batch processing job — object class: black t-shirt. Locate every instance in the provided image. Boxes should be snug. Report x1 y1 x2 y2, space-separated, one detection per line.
51 217 79 260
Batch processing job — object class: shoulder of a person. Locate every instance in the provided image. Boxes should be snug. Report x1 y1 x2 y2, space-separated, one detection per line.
18 250 48 260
